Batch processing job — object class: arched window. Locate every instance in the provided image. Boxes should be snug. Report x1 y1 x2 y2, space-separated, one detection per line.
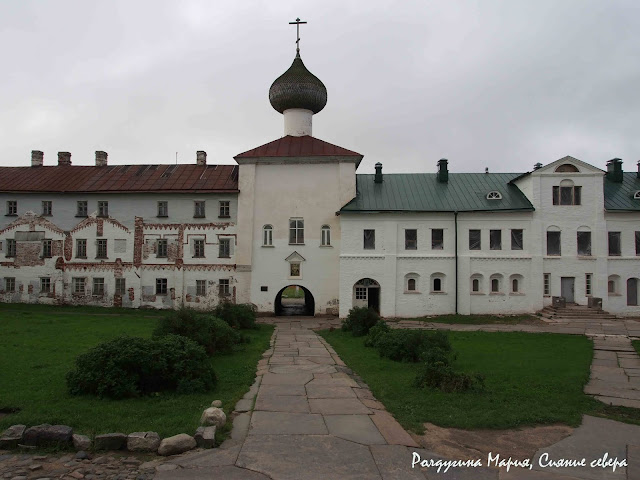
509 274 524 294
263 225 273 246
486 191 502 200
634 191 640 200
512 279 519 292
472 278 480 292
492 279 499 292
408 278 416 291
430 273 445 293
321 225 331 246
555 163 579 173
404 273 420 293
433 278 442 292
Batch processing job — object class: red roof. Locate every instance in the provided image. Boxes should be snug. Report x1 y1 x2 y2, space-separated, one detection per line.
235 135 362 159
0 164 238 193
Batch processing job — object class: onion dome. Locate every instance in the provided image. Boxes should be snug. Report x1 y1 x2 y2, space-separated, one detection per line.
269 52 327 114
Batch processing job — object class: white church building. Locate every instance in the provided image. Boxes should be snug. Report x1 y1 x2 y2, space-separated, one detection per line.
1 40 640 318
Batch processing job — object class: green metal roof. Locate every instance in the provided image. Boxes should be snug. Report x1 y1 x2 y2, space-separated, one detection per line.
604 172 640 211
341 173 534 213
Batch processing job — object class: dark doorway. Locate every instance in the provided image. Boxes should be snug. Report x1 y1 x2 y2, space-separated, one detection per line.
368 287 380 313
275 285 315 316
627 278 638 306
561 277 575 303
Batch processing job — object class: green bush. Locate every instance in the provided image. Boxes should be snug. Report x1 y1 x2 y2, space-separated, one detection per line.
364 320 391 347
213 302 257 330
372 329 453 363
66 335 216 399
414 361 485 393
341 307 380 336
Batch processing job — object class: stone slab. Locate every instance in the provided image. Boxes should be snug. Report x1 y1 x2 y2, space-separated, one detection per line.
306 384 357 399
261 372 313 385
234 398 253 413
230 412 251 443
368 445 425 480
309 398 372 415
258 384 306 396
324 415 386 445
169 445 242 467
594 395 640 408
255 393 310 413
370 410 419 447
250 411 328 435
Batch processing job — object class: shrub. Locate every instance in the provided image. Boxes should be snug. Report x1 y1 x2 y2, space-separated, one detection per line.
341 307 380 336
213 302 257 330
66 335 216 399
414 362 485 393
364 320 390 347
372 329 453 363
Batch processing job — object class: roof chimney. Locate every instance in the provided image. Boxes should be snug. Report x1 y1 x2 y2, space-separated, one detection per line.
437 159 449 183
534 162 543 170
57 152 72 166
485 167 489 174
196 151 207 166
606 158 623 183
95 151 108 167
374 162 383 183
31 150 43 167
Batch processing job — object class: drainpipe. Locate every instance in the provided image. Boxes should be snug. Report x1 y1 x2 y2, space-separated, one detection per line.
454 211 458 314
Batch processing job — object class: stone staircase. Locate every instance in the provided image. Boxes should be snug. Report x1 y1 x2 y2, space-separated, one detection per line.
540 303 617 321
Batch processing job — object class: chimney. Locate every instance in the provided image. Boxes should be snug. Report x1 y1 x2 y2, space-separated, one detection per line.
534 162 543 170
57 151 72 166
437 159 449 183
95 151 108 167
374 162 383 183
196 151 207 166
606 158 623 183
31 150 44 167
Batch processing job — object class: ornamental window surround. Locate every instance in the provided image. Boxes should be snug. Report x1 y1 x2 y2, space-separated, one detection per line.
321 225 331 246
486 191 502 200
263 225 273 246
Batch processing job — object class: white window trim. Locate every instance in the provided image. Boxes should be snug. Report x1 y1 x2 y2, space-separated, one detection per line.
486 191 502 200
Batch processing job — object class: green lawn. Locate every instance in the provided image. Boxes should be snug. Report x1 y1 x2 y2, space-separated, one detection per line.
0 304 273 439
392 314 540 325
320 329 635 433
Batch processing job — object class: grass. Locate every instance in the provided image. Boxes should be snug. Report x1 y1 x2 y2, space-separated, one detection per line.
281 286 304 299
320 328 640 433
633 340 640 355
0 303 273 440
392 314 540 325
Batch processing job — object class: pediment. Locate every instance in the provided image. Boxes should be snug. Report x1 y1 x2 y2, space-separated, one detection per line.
534 156 605 175
285 251 306 263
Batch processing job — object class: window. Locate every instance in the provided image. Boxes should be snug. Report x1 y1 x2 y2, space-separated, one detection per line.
491 278 500 293
433 278 442 292
40 277 51 293
543 273 551 296
608 280 616 294
405 229 417 250
547 231 561 256
577 231 592 256
407 278 416 291
432 229 444 250
72 277 86 294
5 277 16 292
553 185 581 205
76 239 87 258
555 163 579 173
486 191 502 200
219 201 230 218
512 279 519 293
96 239 107 259
290 263 301 277
431 273 445 293
469 230 481 250
490 230 502 250
608 232 621 256
586 274 592 296
196 280 206 296
6 201 17 216
93 278 105 296
115 278 126 295
219 238 231 258
77 201 88 217
219 279 230 296
511 229 523 250
355 286 367 300
157 239 168 258
156 278 168 295
42 239 52 258
6 239 16 257
194 201 205 218
98 201 109 217
263 225 273 246
194 239 205 258
636 231 640 255
157 201 168 217
364 229 375 249
472 278 480 292
405 274 419 292
42 201 52 216
289 219 304 244
634 191 640 200
321 225 331 246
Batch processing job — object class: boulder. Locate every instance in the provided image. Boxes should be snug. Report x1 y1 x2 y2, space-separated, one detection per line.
72 434 91 451
23 424 73 447
194 426 216 448
211 400 222 408
157 434 196 456
0 425 26 449
126 431 161 452
200 407 226 428
94 433 127 451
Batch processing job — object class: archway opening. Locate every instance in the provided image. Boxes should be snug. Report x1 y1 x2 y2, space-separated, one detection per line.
275 285 315 316
353 278 380 313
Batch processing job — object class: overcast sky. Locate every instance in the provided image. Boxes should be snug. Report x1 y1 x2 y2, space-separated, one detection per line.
1 0 639 174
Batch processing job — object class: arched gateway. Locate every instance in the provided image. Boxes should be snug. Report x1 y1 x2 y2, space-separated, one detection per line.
275 285 315 316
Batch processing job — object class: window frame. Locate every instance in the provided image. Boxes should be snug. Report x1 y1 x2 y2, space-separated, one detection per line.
577 231 592 256
76 239 87 258
92 277 105 296
469 229 481 250
355 286 367 300
491 278 500 293
553 185 581 205
194 201 206 218
321 225 331 246
6 239 16 257
289 219 304 245
585 273 592 296
546 231 561 256
363 229 375 250
115 278 126 296
432 229 444 250
193 239 205 258
543 273 551 296
405 229 418 250
40 277 51 294
219 279 230 296
97 201 109 217
196 279 207 296
263 225 273 246
157 238 168 258
608 231 621 256
157 201 168 217
96 239 108 259
472 278 480 293
510 229 523 250
42 201 52 216
218 201 230 218
42 239 53 258
76 201 88 217
489 230 502 250
6 200 17 216
5 277 16 292
219 238 231 258
72 277 86 295
156 278 168 295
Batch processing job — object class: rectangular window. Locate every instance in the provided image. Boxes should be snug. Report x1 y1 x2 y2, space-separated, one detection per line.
219 238 231 258
6 239 16 257
547 231 561 256
543 273 550 296
364 229 375 250
608 231 621 256
98 201 109 217
469 230 481 250
157 201 168 217
321 226 331 246
219 279 230 296
196 280 207 296
289 219 304 244
263 226 273 246
40 277 51 293
405 229 417 250
194 201 205 218
6 201 17 216
194 239 205 258
490 230 502 250
5 277 16 292
115 278 126 295
72 277 86 294
219 201 230 218
42 239 52 258
96 239 107 258
577 232 592 256
157 239 168 257
76 239 87 258
432 229 444 250
585 273 592 296
553 186 581 205
77 201 88 217
156 278 168 295
42 201 52 216
93 278 105 296
510 229 523 250
636 231 640 255
355 287 367 300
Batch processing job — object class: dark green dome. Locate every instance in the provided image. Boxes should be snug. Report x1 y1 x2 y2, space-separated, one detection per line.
269 53 327 114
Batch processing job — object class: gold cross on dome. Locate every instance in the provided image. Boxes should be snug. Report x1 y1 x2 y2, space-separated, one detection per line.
289 17 307 54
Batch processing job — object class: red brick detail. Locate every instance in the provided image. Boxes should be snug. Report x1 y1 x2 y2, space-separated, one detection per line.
28 284 34 294
170 288 176 300
52 240 63 257
177 226 185 260
63 234 73 261
128 287 135 301
14 243 44 267
113 294 122 307
55 257 65 270
97 219 104 237
71 216 130 234
133 217 144 268
0 212 65 236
